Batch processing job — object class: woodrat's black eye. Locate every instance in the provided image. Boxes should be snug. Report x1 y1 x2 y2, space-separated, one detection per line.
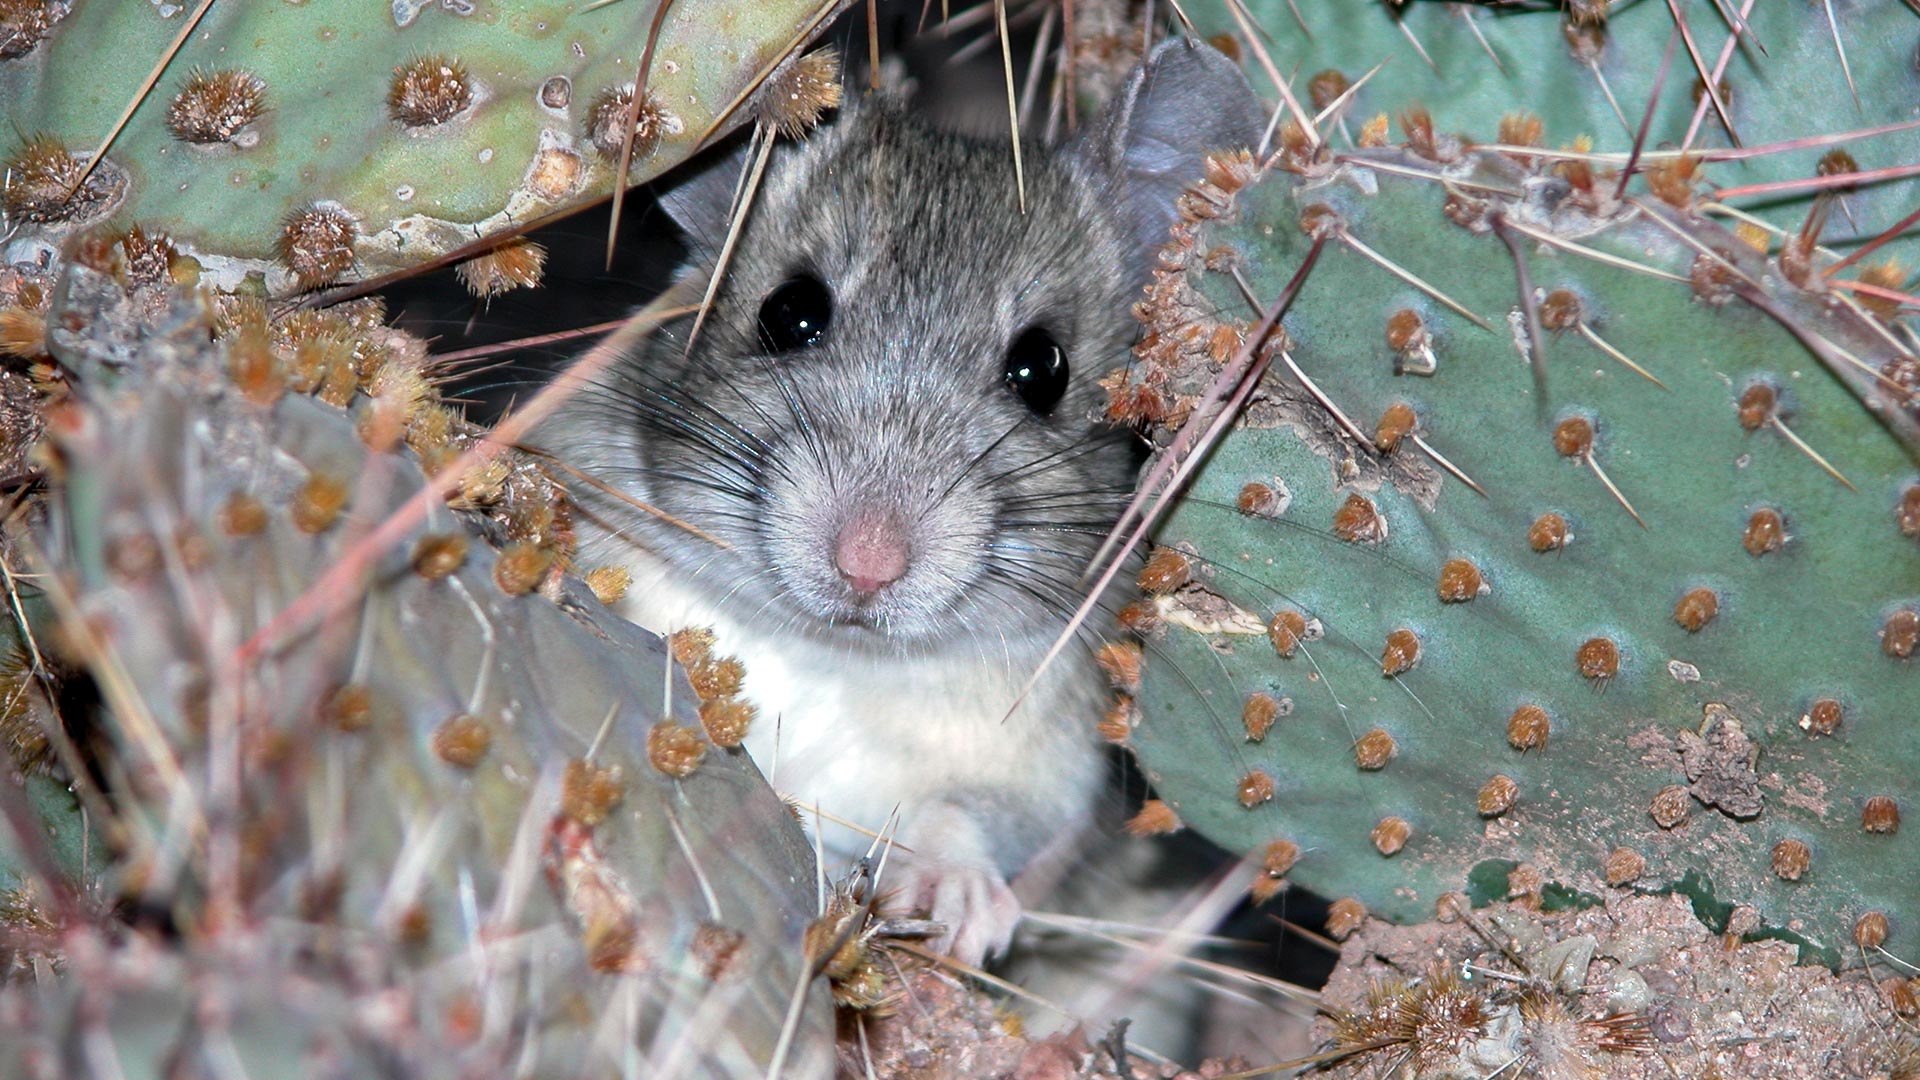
1003 326 1068 415
757 275 832 353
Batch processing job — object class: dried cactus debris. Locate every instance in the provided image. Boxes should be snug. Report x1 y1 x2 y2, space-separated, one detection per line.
1315 891 1909 1079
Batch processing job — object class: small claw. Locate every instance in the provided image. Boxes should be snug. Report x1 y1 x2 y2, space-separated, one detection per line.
904 859 1022 966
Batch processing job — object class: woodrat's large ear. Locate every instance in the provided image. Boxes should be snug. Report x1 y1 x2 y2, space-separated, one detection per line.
1087 37 1265 275
653 135 755 256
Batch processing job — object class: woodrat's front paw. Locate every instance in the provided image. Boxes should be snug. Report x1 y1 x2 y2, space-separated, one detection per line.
898 858 1021 967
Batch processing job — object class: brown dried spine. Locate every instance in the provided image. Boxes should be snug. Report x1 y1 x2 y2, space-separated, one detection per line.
1385 308 1427 351
1737 382 1776 431
1242 692 1282 742
1325 898 1366 940
1497 113 1544 161
412 534 468 579
455 240 547 299
1647 155 1700 208
0 0 71 58
322 684 373 731
686 657 745 702
1370 816 1410 855
1237 770 1275 808
493 543 554 596
1236 480 1285 517
667 627 715 667
1125 799 1182 836
1374 403 1417 453
1506 704 1550 752
1770 838 1811 881
1503 867 1548 911
218 492 269 537
291 474 349 533
1477 775 1518 817
1437 559 1484 602
278 206 358 289
1862 796 1900 835
698 698 754 748
1399 107 1435 158
1801 697 1843 736
1528 512 1570 552
1094 641 1143 692
1649 784 1690 829
1604 847 1645 886
0 305 46 360
1883 608 1919 659
1261 838 1300 880
1855 911 1890 949
587 85 667 159
2 135 119 223
1247 839 1299 902
433 713 491 768
1553 417 1593 457
1380 628 1421 676
1690 253 1738 305
647 721 706 778
1891 977 1920 1018
1332 492 1387 543
166 68 268 143
760 49 843 137
1268 610 1307 657
1297 202 1343 239
1354 728 1396 770
1673 587 1719 632
1136 547 1191 594
1307 69 1349 110
584 565 631 605
1742 507 1786 556
1097 697 1136 745
562 759 626 826
389 55 473 126
1576 637 1619 681
1539 289 1582 331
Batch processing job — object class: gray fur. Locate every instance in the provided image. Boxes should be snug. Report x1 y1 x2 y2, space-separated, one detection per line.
539 38 1259 962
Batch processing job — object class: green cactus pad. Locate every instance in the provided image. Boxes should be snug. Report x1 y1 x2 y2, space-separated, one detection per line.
1181 0 1920 267
1125 139 1919 965
1 0 841 295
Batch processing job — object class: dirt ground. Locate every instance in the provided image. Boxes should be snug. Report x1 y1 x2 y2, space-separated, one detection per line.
841 890 1918 1079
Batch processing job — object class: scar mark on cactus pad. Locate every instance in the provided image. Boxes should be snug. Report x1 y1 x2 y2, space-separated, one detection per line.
1676 703 1762 820
1240 382 1443 510
1155 583 1266 637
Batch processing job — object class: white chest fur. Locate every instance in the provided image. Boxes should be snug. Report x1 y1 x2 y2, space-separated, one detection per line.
609 547 1107 871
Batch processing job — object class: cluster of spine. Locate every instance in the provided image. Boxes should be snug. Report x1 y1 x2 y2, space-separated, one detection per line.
0 259 836 1077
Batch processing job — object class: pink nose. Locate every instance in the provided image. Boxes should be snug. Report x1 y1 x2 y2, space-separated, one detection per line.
834 511 909 597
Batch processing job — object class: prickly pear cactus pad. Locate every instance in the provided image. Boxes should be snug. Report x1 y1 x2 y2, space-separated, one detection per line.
1181 0 1920 265
1 0 843 294
0 263 832 1076
1122 138 1920 965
